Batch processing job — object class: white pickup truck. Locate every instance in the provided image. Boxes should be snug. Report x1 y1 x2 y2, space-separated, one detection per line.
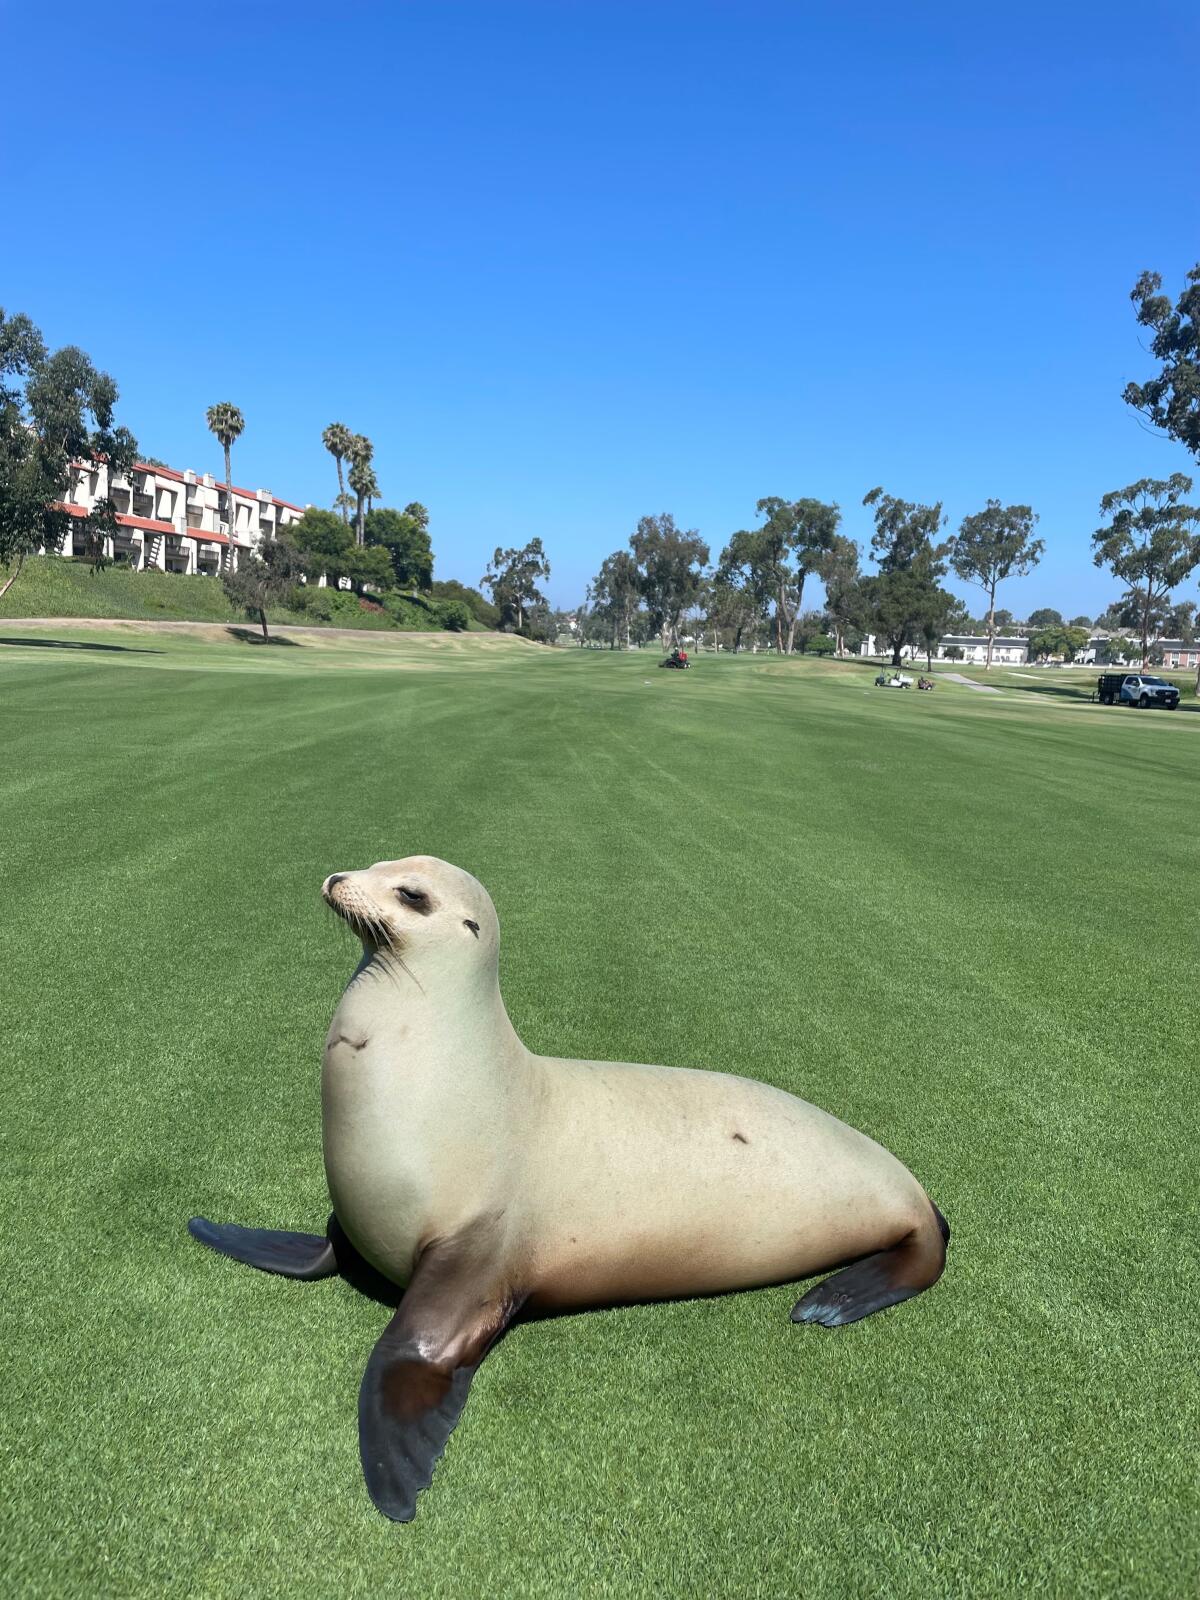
1096 672 1181 710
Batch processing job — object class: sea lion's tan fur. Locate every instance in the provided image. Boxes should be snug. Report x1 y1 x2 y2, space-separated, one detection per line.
321 856 942 1311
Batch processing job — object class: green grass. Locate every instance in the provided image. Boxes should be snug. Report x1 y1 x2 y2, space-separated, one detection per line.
0 555 481 631
2 629 1196 1598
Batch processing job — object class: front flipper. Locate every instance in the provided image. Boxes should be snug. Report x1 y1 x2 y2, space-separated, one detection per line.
359 1222 521 1521
187 1216 338 1279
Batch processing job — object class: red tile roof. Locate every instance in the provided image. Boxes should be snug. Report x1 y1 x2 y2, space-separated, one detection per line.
134 462 305 513
71 458 306 512
118 513 177 535
53 503 249 546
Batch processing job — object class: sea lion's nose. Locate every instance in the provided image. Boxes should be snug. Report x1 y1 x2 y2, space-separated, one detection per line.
323 873 348 897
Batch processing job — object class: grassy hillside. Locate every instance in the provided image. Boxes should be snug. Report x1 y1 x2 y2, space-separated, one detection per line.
0 555 485 631
1 629 1196 1598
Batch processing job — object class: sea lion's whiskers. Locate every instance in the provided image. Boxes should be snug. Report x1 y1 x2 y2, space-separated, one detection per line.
392 951 424 994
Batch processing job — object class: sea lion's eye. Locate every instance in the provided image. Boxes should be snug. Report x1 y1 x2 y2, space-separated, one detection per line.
397 886 428 908
463 919 480 938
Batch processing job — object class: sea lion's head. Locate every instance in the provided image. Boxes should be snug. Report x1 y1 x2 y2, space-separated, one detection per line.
321 855 497 975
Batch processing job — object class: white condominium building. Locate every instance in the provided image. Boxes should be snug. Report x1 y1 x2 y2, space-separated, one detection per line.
53 458 307 575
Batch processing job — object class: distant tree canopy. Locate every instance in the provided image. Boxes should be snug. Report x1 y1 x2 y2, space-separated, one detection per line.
1028 623 1089 662
816 534 863 656
520 598 558 644
1092 475 1200 666
630 513 709 650
346 543 395 593
705 572 764 653
1097 636 1134 664
1027 607 1063 629
1 307 138 598
587 548 642 649
289 502 434 599
859 486 954 666
431 579 499 629
1124 265 1200 461
792 610 827 653
365 503 432 591
482 538 551 633
288 507 354 582
1166 600 1196 641
715 497 839 654
948 500 1042 669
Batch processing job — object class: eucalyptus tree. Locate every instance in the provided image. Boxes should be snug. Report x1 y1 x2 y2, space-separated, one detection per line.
206 401 245 564
717 527 775 644
481 538 551 633
587 548 642 648
705 572 761 653
754 497 841 653
817 534 863 656
1 308 137 597
322 422 354 524
1124 264 1200 461
1092 476 1200 669
860 487 952 665
628 513 708 651
948 501 1043 669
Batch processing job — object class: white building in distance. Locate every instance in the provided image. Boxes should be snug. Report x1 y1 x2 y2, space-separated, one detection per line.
859 633 1030 663
52 458 307 575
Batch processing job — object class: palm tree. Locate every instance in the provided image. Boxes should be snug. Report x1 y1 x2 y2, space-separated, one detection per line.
206 402 245 570
322 422 354 524
348 459 380 546
347 434 375 545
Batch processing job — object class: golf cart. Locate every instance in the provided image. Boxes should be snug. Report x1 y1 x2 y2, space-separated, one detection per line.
874 670 913 688
661 648 691 669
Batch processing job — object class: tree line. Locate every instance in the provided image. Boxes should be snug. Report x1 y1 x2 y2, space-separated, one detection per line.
4 259 1199 659
579 262 1200 670
579 463 1200 672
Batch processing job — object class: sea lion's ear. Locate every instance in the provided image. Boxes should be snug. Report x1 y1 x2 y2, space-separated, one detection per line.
463 919 480 938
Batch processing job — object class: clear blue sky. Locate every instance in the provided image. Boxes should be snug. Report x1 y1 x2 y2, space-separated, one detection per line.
3 0 1198 616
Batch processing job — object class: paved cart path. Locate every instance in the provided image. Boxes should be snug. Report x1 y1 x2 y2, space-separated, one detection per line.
940 672 1004 693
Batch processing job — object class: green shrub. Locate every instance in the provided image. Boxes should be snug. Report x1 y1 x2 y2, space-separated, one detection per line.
382 592 436 628
290 585 338 621
430 579 499 628
291 583 394 628
437 598 472 632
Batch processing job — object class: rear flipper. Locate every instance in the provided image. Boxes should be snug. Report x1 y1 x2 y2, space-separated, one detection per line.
187 1215 338 1279
791 1202 949 1328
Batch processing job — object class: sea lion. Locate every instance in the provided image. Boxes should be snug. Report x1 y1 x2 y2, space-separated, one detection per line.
188 856 949 1522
